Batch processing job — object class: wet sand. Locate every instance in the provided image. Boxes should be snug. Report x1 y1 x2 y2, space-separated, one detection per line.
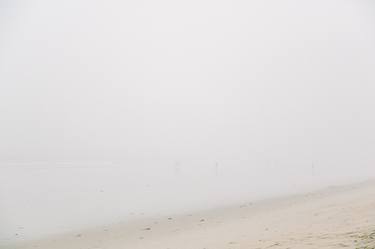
7 180 375 249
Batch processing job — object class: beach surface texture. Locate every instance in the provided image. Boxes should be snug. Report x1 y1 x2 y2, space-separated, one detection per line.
8 180 375 249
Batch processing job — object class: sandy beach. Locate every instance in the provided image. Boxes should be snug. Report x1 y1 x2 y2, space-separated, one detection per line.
6 180 375 249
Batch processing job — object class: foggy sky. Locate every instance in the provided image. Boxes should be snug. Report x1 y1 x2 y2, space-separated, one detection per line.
1 0 375 168
2 0 375 244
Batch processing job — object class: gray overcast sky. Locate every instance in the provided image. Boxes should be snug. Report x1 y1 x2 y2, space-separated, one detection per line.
1 0 375 167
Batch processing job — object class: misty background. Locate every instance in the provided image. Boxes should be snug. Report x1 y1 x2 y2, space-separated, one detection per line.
1 0 375 244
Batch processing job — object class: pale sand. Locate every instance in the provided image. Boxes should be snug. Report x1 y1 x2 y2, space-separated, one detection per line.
9 180 375 249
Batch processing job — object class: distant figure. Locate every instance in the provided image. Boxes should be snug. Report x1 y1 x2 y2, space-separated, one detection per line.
311 162 315 177
174 161 181 175
214 162 219 176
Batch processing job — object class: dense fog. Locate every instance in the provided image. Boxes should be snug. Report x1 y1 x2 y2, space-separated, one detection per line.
1 0 375 244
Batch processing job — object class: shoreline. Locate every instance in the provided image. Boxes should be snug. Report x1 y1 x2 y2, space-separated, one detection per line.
6 179 375 249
